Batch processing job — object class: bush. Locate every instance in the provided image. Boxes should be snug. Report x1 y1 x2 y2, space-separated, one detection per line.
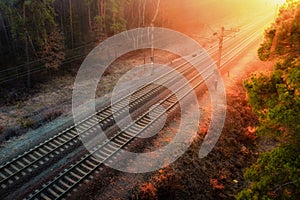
237 145 300 200
19 117 36 129
257 43 271 61
43 109 62 122
240 4 300 197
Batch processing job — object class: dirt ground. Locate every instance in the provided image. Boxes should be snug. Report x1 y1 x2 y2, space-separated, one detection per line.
128 39 276 199
0 13 254 144
0 13 275 199
68 36 276 200
0 49 178 143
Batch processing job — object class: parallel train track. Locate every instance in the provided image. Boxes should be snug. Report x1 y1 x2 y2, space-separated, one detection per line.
0 15 272 199
0 41 217 196
27 19 269 199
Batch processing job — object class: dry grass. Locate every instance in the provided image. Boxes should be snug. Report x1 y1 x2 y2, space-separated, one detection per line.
131 82 259 199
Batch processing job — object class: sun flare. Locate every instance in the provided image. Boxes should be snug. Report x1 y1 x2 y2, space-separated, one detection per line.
272 0 286 5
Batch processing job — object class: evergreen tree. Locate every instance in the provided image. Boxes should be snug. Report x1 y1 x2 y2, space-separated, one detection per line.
258 1 300 60
40 30 65 70
0 0 61 86
238 1 300 199
107 0 126 35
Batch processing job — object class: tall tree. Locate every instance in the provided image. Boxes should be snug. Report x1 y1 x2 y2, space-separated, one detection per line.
259 1 300 59
238 1 300 199
107 0 126 35
0 0 60 86
23 1 30 87
142 0 146 26
85 0 93 31
69 0 74 48
94 0 106 37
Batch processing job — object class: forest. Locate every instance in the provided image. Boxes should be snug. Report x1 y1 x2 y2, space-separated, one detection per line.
0 0 202 88
0 0 299 199
0 0 266 88
238 1 300 199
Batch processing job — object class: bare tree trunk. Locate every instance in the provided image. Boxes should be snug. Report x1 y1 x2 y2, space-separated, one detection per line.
97 0 101 16
112 10 116 34
69 0 74 48
88 4 92 31
0 13 12 55
150 0 161 75
7 9 18 60
23 2 31 88
97 0 105 32
131 2 134 24
142 0 147 26
138 0 142 27
151 0 160 25
60 0 64 33
270 21 281 55
101 0 106 33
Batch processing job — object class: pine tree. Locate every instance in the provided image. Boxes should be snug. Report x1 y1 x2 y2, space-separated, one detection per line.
40 30 65 70
108 0 126 35
238 1 300 199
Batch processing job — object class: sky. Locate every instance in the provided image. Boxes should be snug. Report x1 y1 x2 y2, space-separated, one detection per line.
159 0 282 33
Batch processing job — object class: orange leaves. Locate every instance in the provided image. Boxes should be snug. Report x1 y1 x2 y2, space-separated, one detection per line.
210 178 225 190
244 126 257 141
241 145 249 155
209 169 228 190
153 169 168 185
40 30 65 69
199 126 208 135
218 168 229 180
139 182 157 198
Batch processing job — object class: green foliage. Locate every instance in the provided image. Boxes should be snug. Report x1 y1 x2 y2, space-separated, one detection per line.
240 2 300 199
110 17 126 34
18 117 35 128
40 30 65 69
245 57 300 134
237 145 300 200
290 17 300 49
94 15 106 33
107 0 127 34
11 0 56 46
258 42 271 61
257 27 276 60
1 0 58 59
85 0 93 6
257 1 300 60
94 15 104 23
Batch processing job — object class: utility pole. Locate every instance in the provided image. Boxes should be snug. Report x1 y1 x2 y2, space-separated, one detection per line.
213 27 239 70
150 22 154 75
150 0 161 75
216 27 224 69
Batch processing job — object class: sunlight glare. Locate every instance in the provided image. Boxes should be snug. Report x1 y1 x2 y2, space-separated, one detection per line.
270 0 286 5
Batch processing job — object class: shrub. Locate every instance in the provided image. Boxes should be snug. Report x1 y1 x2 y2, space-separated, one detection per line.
237 144 300 200
19 117 36 129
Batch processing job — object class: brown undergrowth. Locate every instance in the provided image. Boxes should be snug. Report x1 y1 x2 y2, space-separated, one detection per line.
131 81 259 199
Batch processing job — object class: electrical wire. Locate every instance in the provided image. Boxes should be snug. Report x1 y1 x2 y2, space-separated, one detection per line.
0 41 99 84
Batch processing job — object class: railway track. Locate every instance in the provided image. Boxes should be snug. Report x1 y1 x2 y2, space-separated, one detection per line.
26 19 269 199
0 14 272 200
27 64 207 200
0 41 219 198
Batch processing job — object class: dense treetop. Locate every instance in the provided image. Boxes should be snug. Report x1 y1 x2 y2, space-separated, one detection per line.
238 1 300 199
